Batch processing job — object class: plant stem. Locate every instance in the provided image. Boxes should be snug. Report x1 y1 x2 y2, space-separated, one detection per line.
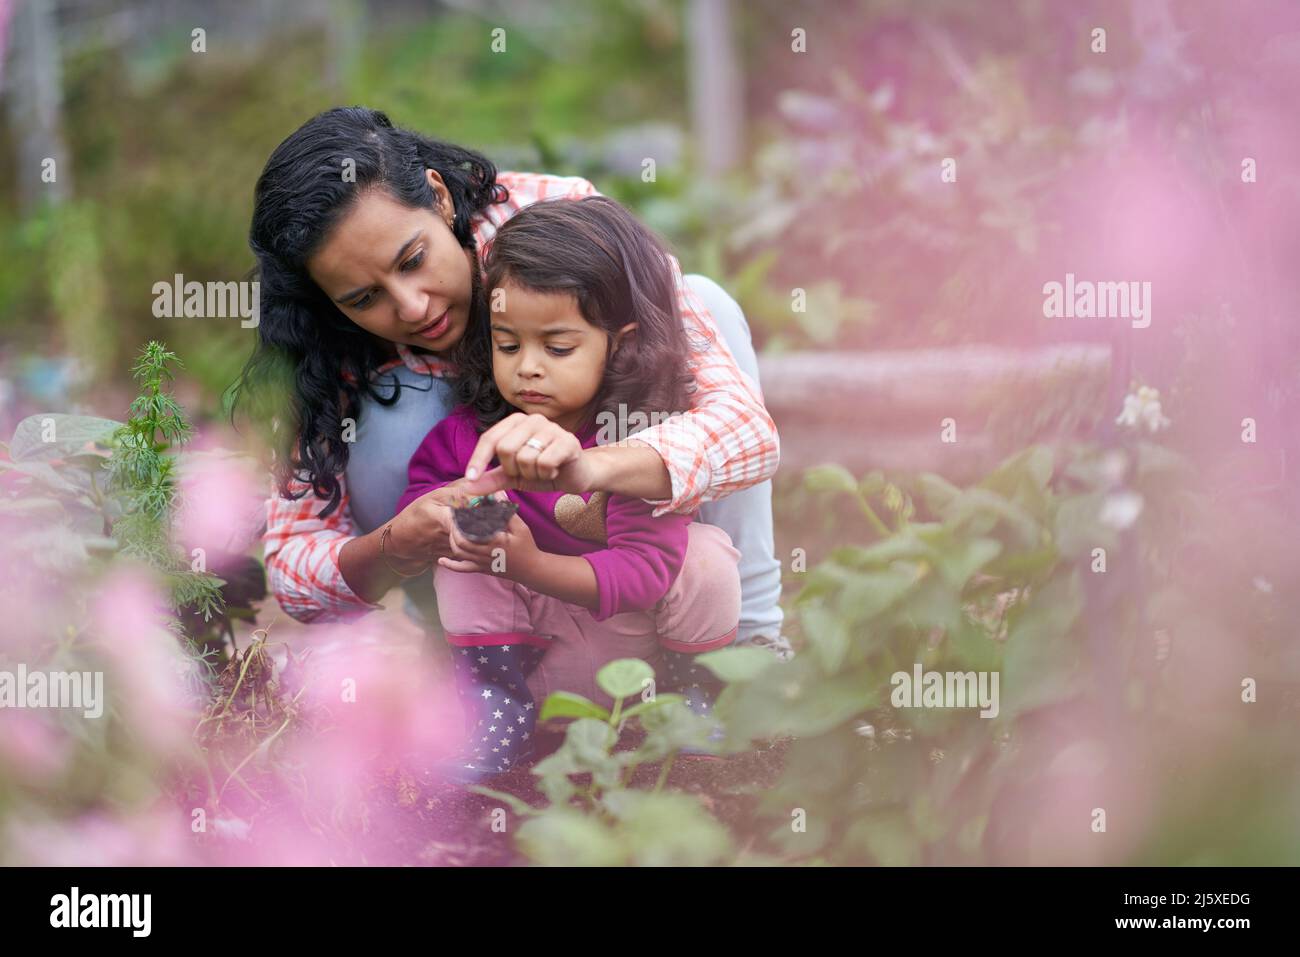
855 493 892 537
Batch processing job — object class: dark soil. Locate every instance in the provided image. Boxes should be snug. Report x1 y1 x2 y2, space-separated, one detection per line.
452 497 520 543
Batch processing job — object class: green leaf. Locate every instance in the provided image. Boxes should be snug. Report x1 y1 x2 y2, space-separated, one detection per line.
829 531 936 568
599 791 733 866
595 658 655 700
617 692 684 725
845 810 920 866
9 414 123 462
637 699 716 757
917 472 963 514
858 470 886 497
530 751 580 806
1000 572 1085 718
564 718 618 766
799 603 850 673
719 661 881 742
934 537 1003 588
836 563 922 622
696 646 777 683
802 463 858 495
516 811 624 867
1053 492 1114 560
10 460 81 495
982 444 1054 496
538 691 611 723
466 786 536 817
949 488 1041 548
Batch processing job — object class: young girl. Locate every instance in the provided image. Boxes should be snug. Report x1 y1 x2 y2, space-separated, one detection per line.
396 196 742 777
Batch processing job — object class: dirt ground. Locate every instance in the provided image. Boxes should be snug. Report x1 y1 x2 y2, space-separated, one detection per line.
219 597 791 866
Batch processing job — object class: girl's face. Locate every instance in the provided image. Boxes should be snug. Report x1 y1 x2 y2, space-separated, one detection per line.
489 280 635 433
306 170 473 354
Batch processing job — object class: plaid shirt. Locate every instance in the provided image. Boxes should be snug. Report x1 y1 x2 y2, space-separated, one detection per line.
264 170 779 622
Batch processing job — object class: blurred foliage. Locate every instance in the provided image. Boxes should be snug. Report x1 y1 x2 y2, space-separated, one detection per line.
0 342 260 663
475 658 733 866
482 429 1300 865
7 0 1256 408
715 438 1300 864
0 1 687 414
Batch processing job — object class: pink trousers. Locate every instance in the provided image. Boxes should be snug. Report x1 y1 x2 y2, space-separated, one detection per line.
433 523 742 707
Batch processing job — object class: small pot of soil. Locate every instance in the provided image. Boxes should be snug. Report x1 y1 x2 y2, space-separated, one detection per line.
452 495 520 543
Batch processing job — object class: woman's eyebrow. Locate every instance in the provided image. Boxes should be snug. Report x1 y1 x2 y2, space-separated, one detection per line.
333 230 422 303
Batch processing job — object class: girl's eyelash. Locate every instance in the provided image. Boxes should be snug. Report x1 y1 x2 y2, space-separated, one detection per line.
494 343 574 356
349 251 424 308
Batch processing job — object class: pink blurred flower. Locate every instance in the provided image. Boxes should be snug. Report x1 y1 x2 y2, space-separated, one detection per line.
88 568 200 757
175 449 267 557
0 710 71 785
6 806 196 867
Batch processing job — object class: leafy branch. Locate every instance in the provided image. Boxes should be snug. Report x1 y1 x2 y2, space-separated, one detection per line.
105 341 224 628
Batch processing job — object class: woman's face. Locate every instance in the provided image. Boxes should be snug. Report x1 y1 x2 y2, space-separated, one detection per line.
306 169 474 354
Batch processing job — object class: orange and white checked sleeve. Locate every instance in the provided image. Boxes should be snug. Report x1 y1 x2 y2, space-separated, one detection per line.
263 474 384 624
628 254 781 516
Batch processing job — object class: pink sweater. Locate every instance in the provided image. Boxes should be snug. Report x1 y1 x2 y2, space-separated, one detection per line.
397 407 693 621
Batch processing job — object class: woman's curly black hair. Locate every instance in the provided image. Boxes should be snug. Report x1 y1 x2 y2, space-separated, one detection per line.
229 106 507 517
454 195 696 435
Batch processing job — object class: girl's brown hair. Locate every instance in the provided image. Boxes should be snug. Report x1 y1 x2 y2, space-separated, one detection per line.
452 195 696 432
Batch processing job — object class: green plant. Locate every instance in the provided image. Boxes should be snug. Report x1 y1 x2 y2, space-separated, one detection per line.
0 341 261 666
473 658 734 866
105 342 225 630
706 432 1300 865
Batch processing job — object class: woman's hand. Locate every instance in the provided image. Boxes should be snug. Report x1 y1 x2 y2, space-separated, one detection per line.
461 413 600 496
384 482 469 567
438 511 540 579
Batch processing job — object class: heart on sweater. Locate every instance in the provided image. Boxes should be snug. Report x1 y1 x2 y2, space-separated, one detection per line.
554 491 610 544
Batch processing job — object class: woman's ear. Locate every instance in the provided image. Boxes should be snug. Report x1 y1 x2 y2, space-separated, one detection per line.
426 169 454 228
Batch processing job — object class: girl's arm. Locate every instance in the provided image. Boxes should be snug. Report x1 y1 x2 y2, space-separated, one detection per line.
502 505 690 620
508 550 601 612
447 494 691 621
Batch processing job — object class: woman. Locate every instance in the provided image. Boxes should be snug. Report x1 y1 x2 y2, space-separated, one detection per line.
232 107 789 690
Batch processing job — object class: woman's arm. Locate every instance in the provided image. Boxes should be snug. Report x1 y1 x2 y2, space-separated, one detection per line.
573 441 672 501
618 257 780 515
264 476 388 623
266 473 460 619
337 490 458 603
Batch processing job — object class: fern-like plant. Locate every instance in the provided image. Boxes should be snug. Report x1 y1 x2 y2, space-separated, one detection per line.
105 341 225 632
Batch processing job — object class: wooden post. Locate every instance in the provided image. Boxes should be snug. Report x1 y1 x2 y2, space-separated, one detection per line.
4 0 71 214
686 0 743 177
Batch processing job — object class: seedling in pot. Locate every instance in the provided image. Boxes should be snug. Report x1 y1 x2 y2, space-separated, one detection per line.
452 494 520 543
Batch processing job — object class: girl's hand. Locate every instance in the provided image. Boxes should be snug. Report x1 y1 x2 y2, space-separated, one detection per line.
438 511 540 579
461 413 599 496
